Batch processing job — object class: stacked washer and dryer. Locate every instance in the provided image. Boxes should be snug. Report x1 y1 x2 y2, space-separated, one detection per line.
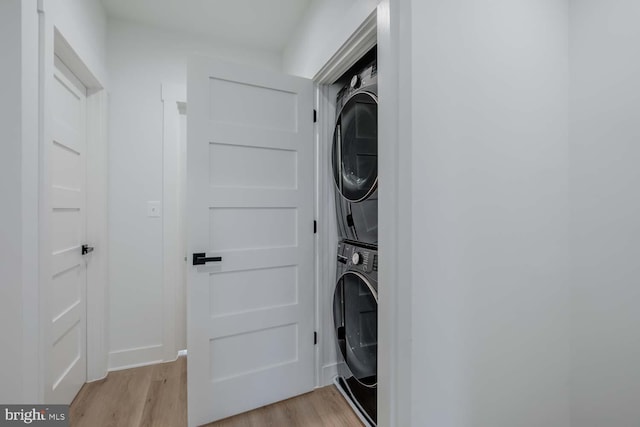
331 55 379 426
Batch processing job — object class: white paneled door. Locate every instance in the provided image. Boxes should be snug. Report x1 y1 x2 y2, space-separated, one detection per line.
187 57 315 426
48 57 88 404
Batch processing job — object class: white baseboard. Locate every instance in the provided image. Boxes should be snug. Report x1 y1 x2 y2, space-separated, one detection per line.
177 349 187 357
86 372 109 383
321 362 339 387
108 344 164 371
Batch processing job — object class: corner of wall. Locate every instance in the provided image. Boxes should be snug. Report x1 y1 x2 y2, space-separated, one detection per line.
282 0 379 78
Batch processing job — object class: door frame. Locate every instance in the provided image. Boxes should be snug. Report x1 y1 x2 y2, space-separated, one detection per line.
313 10 377 389
313 3 410 426
38 12 109 402
161 83 187 362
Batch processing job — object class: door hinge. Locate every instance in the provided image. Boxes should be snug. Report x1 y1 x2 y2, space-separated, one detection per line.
314 220 317 234
313 109 317 123
314 331 318 345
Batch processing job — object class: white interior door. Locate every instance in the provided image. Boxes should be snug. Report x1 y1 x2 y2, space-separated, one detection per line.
187 57 315 425
48 56 88 404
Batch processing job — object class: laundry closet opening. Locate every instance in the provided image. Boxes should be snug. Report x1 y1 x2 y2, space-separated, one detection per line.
315 45 379 426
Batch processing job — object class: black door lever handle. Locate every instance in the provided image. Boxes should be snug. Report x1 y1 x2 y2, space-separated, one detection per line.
82 244 94 255
193 253 222 265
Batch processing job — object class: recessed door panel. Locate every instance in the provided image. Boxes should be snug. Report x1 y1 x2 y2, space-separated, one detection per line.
209 78 298 132
209 324 298 381
52 265 82 320
209 266 298 317
209 207 297 251
51 209 81 252
209 143 297 189
51 141 81 190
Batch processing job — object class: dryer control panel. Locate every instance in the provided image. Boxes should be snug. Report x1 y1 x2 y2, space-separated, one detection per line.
335 60 378 119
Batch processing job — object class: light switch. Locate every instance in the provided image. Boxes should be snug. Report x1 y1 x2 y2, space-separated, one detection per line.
147 201 161 218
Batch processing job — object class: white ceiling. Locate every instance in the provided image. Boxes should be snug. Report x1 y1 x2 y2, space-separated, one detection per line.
101 0 312 51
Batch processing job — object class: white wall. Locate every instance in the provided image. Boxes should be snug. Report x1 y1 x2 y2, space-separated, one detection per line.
47 0 108 85
0 0 39 404
408 1 571 425
106 19 282 369
44 0 107 86
569 1 640 425
0 0 105 403
283 0 379 78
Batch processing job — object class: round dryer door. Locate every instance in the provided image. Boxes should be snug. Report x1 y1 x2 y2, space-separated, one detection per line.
332 92 378 203
333 271 378 387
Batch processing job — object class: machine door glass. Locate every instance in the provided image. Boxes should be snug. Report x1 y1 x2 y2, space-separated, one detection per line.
332 92 378 202
333 271 378 387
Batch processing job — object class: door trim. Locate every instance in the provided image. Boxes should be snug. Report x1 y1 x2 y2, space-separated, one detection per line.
161 83 187 362
313 11 377 85
39 13 109 402
377 2 412 426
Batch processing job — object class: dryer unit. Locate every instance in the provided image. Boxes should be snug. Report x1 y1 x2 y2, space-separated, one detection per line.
333 240 378 426
332 61 378 246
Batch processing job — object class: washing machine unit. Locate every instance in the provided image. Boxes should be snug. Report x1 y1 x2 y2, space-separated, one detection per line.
333 240 378 425
332 61 378 246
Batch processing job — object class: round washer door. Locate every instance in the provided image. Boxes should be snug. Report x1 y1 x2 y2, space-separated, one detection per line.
332 92 378 203
333 271 378 387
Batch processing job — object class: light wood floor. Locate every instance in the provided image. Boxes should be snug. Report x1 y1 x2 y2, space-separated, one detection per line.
70 357 363 427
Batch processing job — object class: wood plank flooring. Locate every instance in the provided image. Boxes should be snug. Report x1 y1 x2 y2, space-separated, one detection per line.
70 357 363 427
71 357 187 427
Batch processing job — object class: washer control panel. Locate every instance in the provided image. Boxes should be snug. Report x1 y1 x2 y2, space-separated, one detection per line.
341 243 377 275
